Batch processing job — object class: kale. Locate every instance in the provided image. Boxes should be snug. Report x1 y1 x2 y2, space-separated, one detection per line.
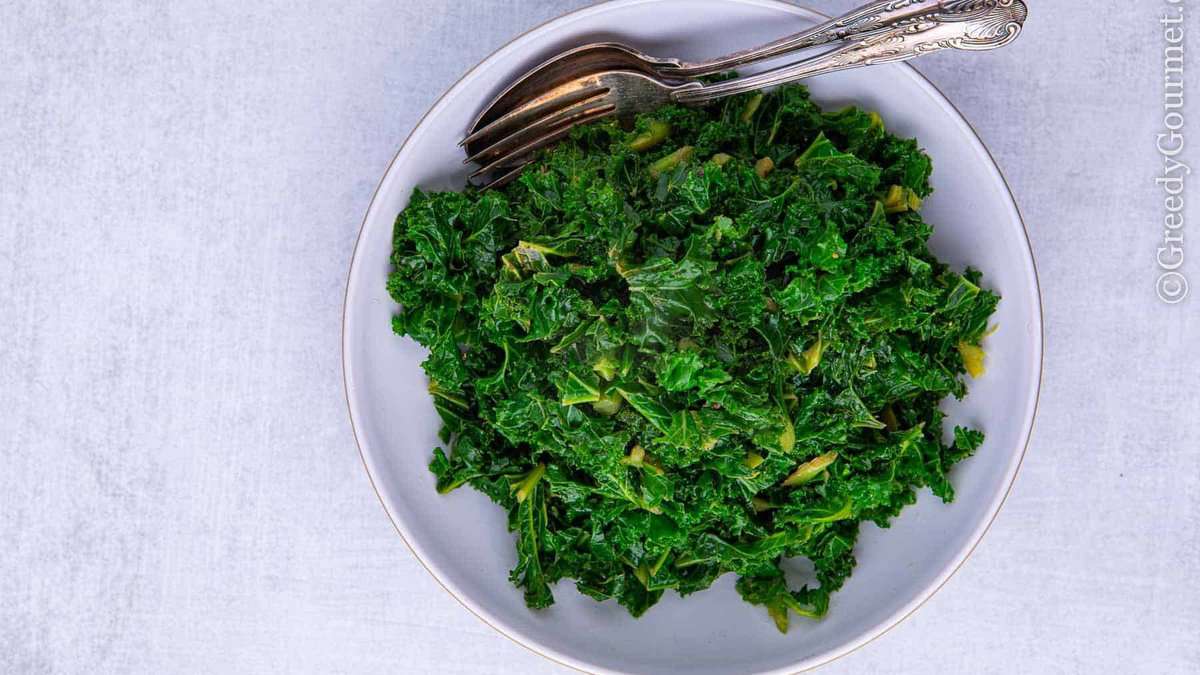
388 84 999 632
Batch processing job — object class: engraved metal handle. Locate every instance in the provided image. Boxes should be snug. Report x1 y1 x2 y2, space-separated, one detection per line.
672 0 1027 105
662 0 947 77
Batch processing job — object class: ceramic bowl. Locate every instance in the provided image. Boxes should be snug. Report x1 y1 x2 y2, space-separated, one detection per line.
343 1 1042 672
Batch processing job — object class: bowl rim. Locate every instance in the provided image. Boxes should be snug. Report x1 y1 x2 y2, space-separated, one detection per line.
341 1 1045 672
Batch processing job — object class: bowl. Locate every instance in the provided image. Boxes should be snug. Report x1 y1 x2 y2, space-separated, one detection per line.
342 1 1043 672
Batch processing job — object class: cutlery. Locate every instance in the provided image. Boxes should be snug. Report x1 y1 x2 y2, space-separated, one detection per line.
465 0 1027 188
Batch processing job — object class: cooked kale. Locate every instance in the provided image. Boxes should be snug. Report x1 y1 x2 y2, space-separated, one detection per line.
387 84 998 632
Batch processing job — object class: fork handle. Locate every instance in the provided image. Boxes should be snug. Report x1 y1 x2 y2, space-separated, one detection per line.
671 0 1026 106
660 0 950 78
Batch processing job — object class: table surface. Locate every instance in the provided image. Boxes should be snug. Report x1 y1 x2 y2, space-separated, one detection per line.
3 1 1198 673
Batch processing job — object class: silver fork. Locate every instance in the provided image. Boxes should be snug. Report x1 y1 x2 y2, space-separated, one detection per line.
464 0 1027 188
467 0 1012 137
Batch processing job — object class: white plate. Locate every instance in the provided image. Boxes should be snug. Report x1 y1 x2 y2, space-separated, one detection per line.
342 1 1043 673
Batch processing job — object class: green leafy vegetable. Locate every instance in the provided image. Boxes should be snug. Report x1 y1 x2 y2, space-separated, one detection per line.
388 84 999 632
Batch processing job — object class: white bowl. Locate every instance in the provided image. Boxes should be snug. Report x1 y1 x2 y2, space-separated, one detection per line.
342 1 1043 672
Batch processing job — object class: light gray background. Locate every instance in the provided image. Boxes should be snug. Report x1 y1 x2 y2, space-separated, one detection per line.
2 1 1197 673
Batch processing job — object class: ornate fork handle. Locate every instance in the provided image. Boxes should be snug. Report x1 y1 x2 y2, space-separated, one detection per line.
672 0 1027 105
661 0 934 77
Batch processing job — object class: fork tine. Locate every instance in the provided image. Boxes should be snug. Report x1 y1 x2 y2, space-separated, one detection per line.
469 105 615 181
479 164 528 191
461 82 607 150
464 98 616 167
471 127 573 183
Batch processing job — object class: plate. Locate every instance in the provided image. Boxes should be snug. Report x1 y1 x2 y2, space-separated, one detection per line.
343 1 1042 672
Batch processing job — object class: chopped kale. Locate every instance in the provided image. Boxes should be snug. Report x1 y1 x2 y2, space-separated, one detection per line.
388 84 999 632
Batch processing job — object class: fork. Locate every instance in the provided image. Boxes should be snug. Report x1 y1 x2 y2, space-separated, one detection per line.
467 0 1014 137
464 0 1027 188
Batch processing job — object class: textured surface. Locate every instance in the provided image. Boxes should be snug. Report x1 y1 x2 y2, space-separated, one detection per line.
1 1 1197 674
